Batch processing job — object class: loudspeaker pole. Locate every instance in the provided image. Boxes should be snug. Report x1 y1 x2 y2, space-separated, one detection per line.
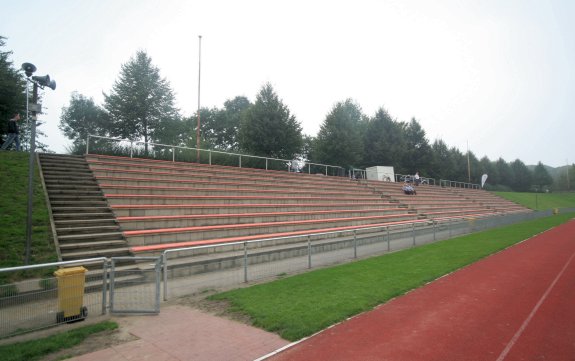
25 82 39 265
196 35 202 162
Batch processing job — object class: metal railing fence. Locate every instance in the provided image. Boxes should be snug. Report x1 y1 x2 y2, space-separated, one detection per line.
86 135 345 177
0 258 107 338
2 208 573 339
440 179 480 189
394 173 436 185
160 210 556 300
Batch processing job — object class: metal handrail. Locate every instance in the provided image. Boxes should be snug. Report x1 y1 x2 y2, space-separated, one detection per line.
394 173 436 186
440 179 480 189
86 134 345 176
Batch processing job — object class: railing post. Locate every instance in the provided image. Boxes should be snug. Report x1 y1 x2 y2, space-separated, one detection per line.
86 134 90 155
172 146 175 162
163 253 168 301
308 235 312 269
209 150 212 165
433 221 436 241
265 158 268 170
449 219 453 238
412 223 416 246
308 164 311 174
325 165 328 176
239 155 242 168
101 260 107 315
130 141 133 158
353 230 357 259
243 242 248 283
387 227 390 251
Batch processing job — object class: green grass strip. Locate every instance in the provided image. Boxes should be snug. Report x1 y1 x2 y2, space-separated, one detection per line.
211 213 575 341
495 191 575 211
0 321 118 361
0 152 56 283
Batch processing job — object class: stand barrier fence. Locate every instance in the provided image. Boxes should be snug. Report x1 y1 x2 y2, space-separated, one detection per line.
2 208 573 339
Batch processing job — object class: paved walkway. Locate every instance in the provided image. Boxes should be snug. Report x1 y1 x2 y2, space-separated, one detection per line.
69 305 289 361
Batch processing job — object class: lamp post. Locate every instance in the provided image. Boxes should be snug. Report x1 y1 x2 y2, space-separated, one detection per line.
196 35 202 162
21 63 56 265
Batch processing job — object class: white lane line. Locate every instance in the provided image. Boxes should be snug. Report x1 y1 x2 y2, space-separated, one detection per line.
496 251 575 361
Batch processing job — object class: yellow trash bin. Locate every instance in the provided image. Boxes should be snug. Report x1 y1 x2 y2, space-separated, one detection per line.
54 266 88 323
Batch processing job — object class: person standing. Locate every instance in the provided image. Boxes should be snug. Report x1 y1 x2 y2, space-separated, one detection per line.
1 113 21 151
414 171 421 186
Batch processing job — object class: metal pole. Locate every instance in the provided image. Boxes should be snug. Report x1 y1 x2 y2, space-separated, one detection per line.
101 261 108 315
243 242 248 283
387 227 390 251
196 35 202 163
412 223 416 246
163 253 168 301
308 235 312 269
353 230 357 259
25 82 39 265
172 146 175 162
86 134 90 155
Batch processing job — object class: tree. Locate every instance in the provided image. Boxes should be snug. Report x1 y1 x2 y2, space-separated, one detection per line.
239 83 302 159
363 108 407 172
510 159 532 192
479 156 498 186
312 99 364 167
59 92 109 153
532 161 553 191
495 158 513 188
201 96 250 151
103 50 179 153
403 118 432 176
0 36 26 143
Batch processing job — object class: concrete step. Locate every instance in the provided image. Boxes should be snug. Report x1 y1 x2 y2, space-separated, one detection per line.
46 184 101 191
90 168 352 191
47 189 103 196
51 207 114 215
61 247 132 260
57 225 121 235
95 176 372 194
118 209 411 230
59 239 128 250
111 203 400 217
99 185 379 198
104 194 385 206
50 200 110 207
55 218 118 226
58 232 124 243
124 214 419 245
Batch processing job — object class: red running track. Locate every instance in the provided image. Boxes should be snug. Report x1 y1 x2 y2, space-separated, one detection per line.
268 219 575 361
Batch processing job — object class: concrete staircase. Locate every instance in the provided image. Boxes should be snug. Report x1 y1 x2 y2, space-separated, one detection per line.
38 153 133 262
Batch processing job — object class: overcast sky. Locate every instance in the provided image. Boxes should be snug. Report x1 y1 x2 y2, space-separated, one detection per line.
2 0 573 167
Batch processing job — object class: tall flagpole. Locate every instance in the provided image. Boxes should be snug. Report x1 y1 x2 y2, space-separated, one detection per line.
196 35 202 162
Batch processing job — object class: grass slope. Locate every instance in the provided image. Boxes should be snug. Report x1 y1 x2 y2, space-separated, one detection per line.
211 213 575 341
0 152 56 283
495 191 575 210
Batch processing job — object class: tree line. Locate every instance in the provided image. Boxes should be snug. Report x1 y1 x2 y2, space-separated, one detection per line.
1 40 570 192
